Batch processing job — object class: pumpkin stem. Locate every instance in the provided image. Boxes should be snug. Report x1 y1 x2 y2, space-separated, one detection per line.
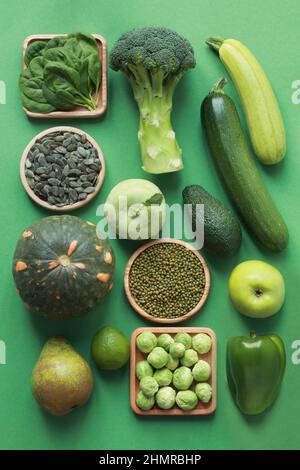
59 255 71 267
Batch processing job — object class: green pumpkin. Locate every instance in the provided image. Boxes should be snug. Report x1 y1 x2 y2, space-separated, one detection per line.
13 215 114 319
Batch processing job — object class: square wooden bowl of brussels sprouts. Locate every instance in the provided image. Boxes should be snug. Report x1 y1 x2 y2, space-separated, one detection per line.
130 327 217 416
21 33 107 118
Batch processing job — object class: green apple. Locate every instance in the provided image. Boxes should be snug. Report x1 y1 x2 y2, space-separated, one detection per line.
228 260 285 318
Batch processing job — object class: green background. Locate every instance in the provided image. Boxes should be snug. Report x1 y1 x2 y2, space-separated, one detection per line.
0 0 299 451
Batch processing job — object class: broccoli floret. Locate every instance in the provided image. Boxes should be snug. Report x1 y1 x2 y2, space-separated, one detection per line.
110 27 196 174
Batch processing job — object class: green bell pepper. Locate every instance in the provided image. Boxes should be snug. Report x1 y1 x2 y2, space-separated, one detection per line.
227 332 286 415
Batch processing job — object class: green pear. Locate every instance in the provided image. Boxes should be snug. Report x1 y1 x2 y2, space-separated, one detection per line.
31 337 94 416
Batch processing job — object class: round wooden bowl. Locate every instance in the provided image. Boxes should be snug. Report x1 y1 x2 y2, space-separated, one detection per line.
20 126 106 212
124 238 211 324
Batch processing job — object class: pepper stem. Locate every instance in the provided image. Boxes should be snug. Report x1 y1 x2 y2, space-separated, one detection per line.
206 37 224 53
250 332 257 339
210 77 227 95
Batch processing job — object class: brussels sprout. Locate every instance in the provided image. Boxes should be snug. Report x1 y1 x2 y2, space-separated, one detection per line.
156 387 176 410
192 360 211 382
192 333 212 354
166 354 179 371
136 360 153 380
140 376 159 397
180 349 198 367
195 383 212 403
136 331 157 353
169 342 185 359
147 347 169 369
153 367 173 386
173 366 193 390
136 390 155 410
176 390 198 410
174 332 192 349
157 333 174 352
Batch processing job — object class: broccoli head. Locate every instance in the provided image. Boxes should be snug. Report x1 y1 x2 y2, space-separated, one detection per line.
110 27 196 174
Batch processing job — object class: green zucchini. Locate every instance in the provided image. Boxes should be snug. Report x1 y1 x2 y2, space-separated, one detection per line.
201 78 288 252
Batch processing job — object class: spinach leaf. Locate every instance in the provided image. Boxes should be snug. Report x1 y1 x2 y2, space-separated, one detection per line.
67 32 98 56
43 46 81 70
79 58 90 96
44 36 67 50
42 84 74 110
19 68 33 84
64 37 86 60
44 61 96 110
20 76 47 103
44 61 80 89
29 56 45 77
21 92 55 113
19 72 56 113
88 52 101 94
24 41 46 66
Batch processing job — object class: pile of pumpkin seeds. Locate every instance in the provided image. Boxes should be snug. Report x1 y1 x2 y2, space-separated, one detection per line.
25 130 101 207
129 243 206 319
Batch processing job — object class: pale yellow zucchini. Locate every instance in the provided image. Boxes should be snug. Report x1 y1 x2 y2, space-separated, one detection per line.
206 37 286 165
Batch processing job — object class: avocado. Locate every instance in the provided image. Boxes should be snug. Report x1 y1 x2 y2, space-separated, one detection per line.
182 185 242 257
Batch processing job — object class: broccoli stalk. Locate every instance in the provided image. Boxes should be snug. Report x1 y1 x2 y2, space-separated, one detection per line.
127 66 183 173
110 27 196 174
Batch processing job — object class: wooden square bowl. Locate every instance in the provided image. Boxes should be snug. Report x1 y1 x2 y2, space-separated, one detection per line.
22 34 107 118
130 327 217 416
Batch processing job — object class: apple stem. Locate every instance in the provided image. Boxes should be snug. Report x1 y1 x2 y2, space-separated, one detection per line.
250 332 257 339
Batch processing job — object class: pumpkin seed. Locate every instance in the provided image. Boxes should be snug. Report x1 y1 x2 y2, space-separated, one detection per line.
62 166 70 177
77 146 87 157
63 138 72 147
69 169 81 176
87 173 96 181
48 196 56 204
69 143 79 152
51 186 59 196
90 163 100 171
83 159 94 165
58 188 65 198
48 178 60 186
56 146 67 154
69 189 78 202
46 155 57 163
25 169 34 178
84 187 96 194
36 167 47 175
68 158 77 169
54 135 65 142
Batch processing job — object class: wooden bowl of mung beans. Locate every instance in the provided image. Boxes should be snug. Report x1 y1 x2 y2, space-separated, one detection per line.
124 239 210 324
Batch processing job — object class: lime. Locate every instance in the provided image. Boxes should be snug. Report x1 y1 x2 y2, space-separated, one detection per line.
91 326 130 370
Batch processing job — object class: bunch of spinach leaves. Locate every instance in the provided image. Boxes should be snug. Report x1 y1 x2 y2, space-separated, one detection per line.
20 33 101 113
